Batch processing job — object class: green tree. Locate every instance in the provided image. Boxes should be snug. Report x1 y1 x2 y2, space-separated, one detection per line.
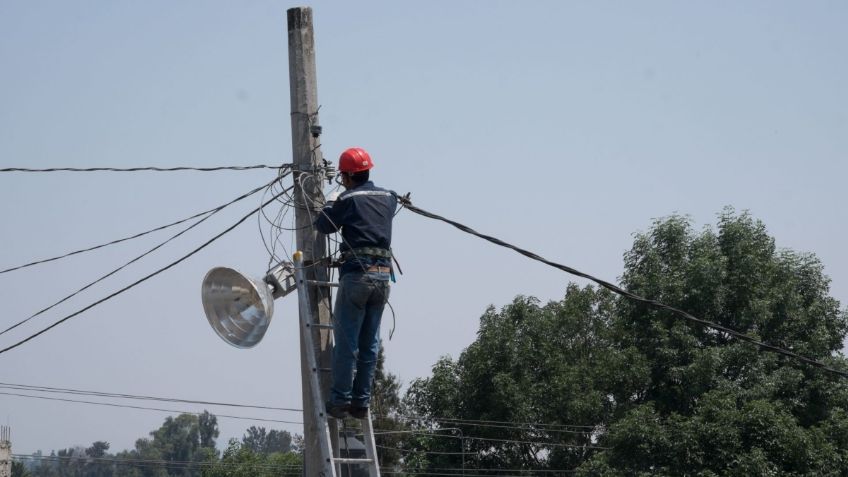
29 451 60 477
583 210 848 475
116 412 219 477
241 427 292 455
198 412 219 451
405 286 646 472
201 439 301 477
83 441 111 477
405 210 848 475
54 447 86 477
118 437 166 477
26 414 221 477
12 461 32 477
371 344 408 471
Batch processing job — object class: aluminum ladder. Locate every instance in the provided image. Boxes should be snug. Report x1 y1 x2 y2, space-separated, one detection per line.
293 251 381 477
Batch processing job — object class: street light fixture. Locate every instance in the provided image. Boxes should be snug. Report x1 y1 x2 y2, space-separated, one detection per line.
200 263 296 348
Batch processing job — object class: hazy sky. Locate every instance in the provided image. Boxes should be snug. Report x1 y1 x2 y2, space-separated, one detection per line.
1 0 846 456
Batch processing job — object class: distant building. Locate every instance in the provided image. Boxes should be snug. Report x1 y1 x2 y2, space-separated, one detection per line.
0 426 10 477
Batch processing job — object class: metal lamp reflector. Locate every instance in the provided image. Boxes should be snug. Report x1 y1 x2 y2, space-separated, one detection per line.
201 267 274 348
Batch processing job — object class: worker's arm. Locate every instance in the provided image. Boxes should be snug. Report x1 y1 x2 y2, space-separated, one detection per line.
314 191 346 233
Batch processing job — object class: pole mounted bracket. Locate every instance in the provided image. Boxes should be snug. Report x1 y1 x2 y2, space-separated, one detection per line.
264 262 297 299
322 159 337 184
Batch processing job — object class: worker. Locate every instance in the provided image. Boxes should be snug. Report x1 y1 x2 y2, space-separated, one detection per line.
314 147 397 420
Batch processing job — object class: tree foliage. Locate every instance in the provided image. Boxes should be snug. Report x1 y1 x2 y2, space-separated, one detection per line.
12 461 32 477
15 210 848 475
20 412 301 477
240 427 292 455
200 439 301 477
404 210 848 475
372 344 408 470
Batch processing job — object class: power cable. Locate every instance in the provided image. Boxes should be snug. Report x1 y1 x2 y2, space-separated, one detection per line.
374 428 602 450
13 454 303 472
373 429 461 437
258 174 299 268
0 170 289 275
399 197 848 380
411 469 578 475
393 414 596 431
0 165 283 173
2 386 600 464
380 472 573 476
459 435 606 450
375 444 465 456
0 381 595 434
0 176 286 337
0 184 294 355
394 419 592 436
0 381 302 412
3 386 592 455
0 391 303 425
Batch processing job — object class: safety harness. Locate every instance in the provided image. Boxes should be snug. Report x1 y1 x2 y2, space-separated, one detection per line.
341 247 392 260
338 247 401 282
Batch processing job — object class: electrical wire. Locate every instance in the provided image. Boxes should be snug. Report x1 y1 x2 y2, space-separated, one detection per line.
459 435 606 450
0 391 303 425
0 184 295 356
407 469 578 475
392 420 593 436
0 381 597 435
258 172 301 269
0 165 284 173
373 429 462 437
380 472 573 476
0 381 302 412
0 176 286 337
13 454 303 473
375 444 465 456
398 197 848 380
374 428 602 450
393 414 596 431
0 170 289 276
0 382 602 466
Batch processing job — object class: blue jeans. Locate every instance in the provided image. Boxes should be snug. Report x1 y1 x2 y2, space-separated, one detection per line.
330 271 390 407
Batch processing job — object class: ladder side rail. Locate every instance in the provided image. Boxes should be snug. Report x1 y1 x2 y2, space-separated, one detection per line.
362 412 382 477
294 252 337 477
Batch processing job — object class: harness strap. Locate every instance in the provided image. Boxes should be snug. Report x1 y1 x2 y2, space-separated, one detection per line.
342 247 393 259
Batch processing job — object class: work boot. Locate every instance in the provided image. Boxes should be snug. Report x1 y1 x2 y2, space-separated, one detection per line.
326 401 349 419
349 405 369 419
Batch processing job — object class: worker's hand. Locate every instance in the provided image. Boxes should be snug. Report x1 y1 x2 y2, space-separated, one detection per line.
326 190 341 205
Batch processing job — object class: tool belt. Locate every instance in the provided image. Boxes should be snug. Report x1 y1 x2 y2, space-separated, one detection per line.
341 247 392 261
365 265 392 273
339 247 396 282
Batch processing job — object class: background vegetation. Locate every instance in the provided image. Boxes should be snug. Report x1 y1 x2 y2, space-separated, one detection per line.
14 210 848 476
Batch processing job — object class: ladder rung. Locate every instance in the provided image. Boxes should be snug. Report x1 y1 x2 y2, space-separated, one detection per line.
333 457 374 464
310 323 334 329
307 280 340 287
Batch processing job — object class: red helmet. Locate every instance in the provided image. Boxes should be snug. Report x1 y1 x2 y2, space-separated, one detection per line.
338 147 374 173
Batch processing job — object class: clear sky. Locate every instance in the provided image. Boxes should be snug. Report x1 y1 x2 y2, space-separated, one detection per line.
1 0 846 456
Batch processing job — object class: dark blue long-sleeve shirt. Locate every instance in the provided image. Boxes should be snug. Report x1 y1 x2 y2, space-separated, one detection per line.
314 181 397 275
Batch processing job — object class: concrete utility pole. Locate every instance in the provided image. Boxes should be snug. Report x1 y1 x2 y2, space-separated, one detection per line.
0 427 11 477
287 6 336 473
